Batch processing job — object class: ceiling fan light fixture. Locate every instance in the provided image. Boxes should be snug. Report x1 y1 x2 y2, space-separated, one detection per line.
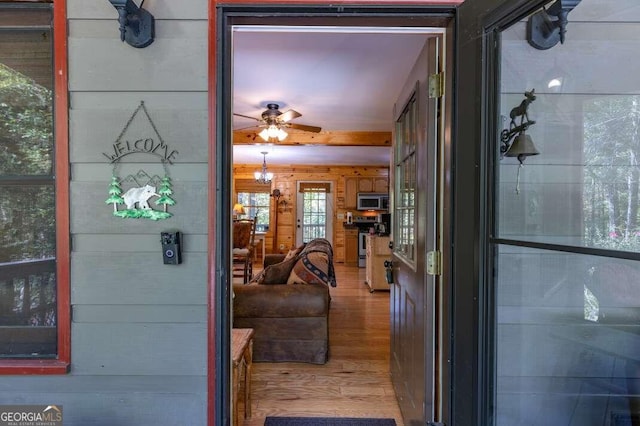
276 128 288 141
234 103 320 141
258 125 288 142
258 128 270 141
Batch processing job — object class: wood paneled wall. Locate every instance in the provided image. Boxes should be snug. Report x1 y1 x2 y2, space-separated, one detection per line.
233 164 389 263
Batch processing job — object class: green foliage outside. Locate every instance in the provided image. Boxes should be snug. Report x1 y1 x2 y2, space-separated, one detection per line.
0 64 55 263
238 192 270 229
302 192 327 241
0 64 53 176
584 96 640 252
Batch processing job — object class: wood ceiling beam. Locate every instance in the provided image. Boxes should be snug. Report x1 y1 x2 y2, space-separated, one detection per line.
233 130 392 146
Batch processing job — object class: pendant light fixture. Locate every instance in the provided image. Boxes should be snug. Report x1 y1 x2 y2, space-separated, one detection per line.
254 151 274 184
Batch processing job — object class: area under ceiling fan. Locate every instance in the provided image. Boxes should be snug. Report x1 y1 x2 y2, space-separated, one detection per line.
234 103 322 142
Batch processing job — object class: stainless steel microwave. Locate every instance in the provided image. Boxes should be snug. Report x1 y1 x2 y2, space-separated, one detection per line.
356 193 389 211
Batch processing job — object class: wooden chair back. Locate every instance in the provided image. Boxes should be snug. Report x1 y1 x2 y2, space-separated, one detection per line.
233 218 255 249
232 216 258 283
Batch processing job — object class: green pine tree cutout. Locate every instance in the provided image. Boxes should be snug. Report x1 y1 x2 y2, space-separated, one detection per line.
105 176 124 213
155 176 176 213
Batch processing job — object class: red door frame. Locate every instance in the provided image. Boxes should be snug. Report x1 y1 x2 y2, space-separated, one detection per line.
207 1 463 424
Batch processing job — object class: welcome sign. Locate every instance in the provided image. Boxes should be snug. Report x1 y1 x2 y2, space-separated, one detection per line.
102 101 178 221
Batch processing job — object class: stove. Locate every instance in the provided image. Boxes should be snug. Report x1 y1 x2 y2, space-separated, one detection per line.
346 216 379 267
351 217 375 268
351 216 377 225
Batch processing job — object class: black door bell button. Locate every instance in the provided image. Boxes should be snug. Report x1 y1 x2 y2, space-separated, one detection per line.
161 231 182 265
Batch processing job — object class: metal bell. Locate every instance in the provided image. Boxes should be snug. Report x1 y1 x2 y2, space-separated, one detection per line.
505 132 539 164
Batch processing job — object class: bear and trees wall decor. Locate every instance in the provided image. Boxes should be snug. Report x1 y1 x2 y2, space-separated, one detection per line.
103 101 177 220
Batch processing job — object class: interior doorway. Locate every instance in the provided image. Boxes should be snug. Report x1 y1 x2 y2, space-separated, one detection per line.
218 7 455 426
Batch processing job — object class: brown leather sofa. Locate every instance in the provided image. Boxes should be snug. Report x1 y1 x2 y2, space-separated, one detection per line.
232 240 335 364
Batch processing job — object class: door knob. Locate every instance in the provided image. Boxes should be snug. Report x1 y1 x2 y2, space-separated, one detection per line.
388 240 393 249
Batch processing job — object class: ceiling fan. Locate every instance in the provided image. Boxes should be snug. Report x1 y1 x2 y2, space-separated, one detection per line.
234 103 322 142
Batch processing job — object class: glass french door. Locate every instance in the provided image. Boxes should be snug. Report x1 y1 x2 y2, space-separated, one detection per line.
457 0 640 425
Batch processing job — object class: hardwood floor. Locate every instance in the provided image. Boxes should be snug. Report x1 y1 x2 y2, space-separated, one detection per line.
238 263 404 425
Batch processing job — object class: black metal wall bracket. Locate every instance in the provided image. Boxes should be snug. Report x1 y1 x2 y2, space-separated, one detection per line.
527 0 581 50
108 0 154 48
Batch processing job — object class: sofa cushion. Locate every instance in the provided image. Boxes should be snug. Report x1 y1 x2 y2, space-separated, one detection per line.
252 256 298 284
249 238 337 287
263 254 286 267
284 243 306 261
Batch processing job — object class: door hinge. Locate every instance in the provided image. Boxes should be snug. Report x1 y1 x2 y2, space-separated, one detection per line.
426 250 442 275
428 72 444 98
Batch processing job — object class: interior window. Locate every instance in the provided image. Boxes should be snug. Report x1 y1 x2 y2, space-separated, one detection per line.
235 178 271 231
237 191 270 231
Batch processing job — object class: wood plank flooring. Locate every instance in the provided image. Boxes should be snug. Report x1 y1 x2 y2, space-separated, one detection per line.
238 263 404 425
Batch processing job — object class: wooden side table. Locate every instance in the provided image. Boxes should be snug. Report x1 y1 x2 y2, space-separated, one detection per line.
232 328 255 426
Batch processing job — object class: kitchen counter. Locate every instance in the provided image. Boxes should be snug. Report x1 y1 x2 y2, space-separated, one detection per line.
365 234 391 292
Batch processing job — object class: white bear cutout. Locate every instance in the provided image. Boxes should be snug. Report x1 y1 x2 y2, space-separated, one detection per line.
123 184 159 210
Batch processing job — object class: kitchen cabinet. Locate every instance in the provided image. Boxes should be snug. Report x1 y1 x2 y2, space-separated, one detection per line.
365 235 391 292
359 177 388 193
357 178 373 192
344 228 359 266
373 177 388 193
344 177 359 209
344 176 389 209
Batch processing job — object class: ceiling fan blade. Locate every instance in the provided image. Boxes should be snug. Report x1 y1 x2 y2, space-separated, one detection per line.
234 112 263 122
287 123 322 133
277 109 302 123
234 124 264 131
